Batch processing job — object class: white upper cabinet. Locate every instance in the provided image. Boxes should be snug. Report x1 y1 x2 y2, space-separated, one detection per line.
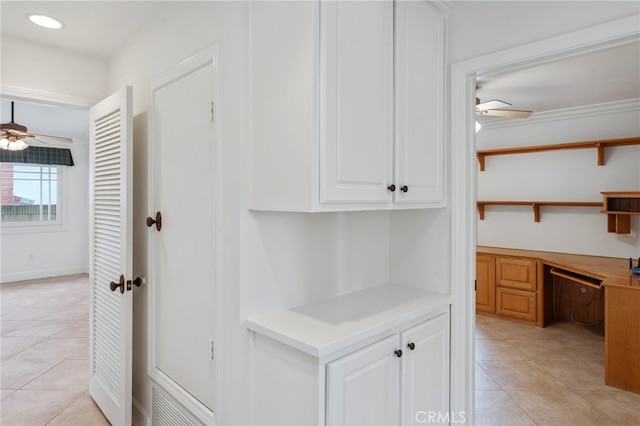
320 0 394 204
249 1 445 212
394 0 445 205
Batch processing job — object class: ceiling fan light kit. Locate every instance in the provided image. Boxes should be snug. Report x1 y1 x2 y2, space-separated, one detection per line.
475 97 533 120
1 101 38 151
0 138 29 151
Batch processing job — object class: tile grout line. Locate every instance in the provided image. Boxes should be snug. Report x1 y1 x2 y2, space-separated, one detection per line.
501 388 540 426
43 390 88 426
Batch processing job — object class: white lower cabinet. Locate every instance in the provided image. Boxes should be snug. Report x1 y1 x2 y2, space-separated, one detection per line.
327 313 450 426
400 314 451 426
326 335 400 425
247 284 450 426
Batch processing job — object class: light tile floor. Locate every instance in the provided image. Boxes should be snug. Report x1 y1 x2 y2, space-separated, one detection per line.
1 274 109 426
475 314 640 425
5 275 640 425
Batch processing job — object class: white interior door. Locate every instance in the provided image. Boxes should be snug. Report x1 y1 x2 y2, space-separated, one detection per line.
89 86 133 426
148 45 217 416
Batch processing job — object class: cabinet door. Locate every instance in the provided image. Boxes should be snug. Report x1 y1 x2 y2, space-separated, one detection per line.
320 0 394 204
496 287 536 322
476 254 496 313
496 257 537 291
394 1 444 205
400 312 450 426
326 335 400 426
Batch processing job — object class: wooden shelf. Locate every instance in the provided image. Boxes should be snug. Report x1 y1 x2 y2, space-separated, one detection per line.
477 201 601 222
601 191 640 234
477 137 640 171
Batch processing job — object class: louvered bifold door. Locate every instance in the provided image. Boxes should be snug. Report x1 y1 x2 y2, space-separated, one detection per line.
89 86 133 426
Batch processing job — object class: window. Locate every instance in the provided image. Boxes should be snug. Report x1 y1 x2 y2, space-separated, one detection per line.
1 163 61 225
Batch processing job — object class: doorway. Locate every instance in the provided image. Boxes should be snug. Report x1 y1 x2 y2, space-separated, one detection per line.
449 15 640 421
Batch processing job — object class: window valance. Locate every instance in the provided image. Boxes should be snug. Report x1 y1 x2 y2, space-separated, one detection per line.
0 146 74 166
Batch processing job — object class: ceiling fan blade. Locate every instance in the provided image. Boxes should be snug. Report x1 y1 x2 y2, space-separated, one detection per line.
0 128 35 139
476 99 511 110
483 109 533 119
33 134 73 144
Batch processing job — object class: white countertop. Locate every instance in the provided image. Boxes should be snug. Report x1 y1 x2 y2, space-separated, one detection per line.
246 283 451 358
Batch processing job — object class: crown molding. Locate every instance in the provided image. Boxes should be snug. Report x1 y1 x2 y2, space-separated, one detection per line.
480 98 640 130
428 0 457 14
0 86 98 108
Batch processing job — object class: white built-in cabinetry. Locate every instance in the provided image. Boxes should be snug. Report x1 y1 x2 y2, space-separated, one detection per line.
247 284 451 425
249 0 445 211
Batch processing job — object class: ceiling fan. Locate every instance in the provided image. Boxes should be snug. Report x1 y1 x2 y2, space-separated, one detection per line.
476 98 533 119
0 101 73 151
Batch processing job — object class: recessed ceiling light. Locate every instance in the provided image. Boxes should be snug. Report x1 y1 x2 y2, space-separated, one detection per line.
27 14 64 30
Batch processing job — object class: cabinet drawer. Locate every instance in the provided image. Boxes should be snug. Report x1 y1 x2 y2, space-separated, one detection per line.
496 287 536 322
496 257 537 291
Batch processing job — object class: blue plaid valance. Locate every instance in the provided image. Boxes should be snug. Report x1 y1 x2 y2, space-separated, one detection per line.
0 146 74 166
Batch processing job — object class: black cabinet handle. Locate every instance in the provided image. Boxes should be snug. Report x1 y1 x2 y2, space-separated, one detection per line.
395 349 403 358
400 185 408 193
408 342 415 351
387 184 396 192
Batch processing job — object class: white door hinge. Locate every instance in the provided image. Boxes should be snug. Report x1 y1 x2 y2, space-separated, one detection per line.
210 339 215 360
210 102 215 123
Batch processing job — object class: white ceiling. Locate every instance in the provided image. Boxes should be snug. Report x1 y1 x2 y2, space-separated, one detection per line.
1 1 174 142
1 1 639 128
1 1 173 58
1 99 89 143
476 42 640 120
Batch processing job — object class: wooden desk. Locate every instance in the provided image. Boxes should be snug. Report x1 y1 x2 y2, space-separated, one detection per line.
477 246 640 394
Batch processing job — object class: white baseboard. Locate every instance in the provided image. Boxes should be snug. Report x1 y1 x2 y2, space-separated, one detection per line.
0 266 88 284
133 397 150 426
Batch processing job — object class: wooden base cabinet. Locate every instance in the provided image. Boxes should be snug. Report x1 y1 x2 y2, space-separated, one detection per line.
475 254 496 313
605 285 640 393
247 285 450 426
476 253 540 325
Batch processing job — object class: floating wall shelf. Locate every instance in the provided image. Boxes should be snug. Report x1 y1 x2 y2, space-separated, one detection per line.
601 191 640 234
477 137 640 171
477 201 602 222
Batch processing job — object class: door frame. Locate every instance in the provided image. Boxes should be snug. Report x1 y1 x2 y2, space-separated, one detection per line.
449 15 640 422
147 43 221 425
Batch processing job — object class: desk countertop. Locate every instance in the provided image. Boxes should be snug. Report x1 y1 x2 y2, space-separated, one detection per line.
477 246 640 290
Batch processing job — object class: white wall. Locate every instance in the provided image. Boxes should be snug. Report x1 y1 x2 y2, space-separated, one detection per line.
476 101 640 257
447 1 640 64
448 0 640 259
107 2 450 424
0 36 107 283
109 2 640 423
1 142 90 282
476 102 640 257
1 35 108 103
107 2 246 420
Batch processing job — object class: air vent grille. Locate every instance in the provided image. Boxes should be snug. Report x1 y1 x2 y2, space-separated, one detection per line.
151 386 199 426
